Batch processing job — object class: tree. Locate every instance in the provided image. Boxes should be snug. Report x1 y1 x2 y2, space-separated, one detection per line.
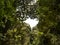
37 0 60 45
1 0 60 45
0 0 17 45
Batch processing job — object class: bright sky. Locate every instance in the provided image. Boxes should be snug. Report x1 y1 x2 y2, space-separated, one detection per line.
16 0 39 30
23 17 39 30
28 0 38 5
24 0 38 30
16 0 38 11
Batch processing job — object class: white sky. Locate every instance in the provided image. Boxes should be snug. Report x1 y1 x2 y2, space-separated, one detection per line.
24 0 39 30
16 0 38 11
16 0 39 30
23 17 39 30
28 0 38 5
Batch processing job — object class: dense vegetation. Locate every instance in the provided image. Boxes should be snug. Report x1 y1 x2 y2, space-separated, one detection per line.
0 0 60 45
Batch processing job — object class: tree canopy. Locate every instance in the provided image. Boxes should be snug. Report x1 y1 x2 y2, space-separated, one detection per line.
0 0 60 45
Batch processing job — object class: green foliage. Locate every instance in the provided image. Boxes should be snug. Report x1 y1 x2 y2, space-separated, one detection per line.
0 0 60 45
37 0 60 45
0 0 16 33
